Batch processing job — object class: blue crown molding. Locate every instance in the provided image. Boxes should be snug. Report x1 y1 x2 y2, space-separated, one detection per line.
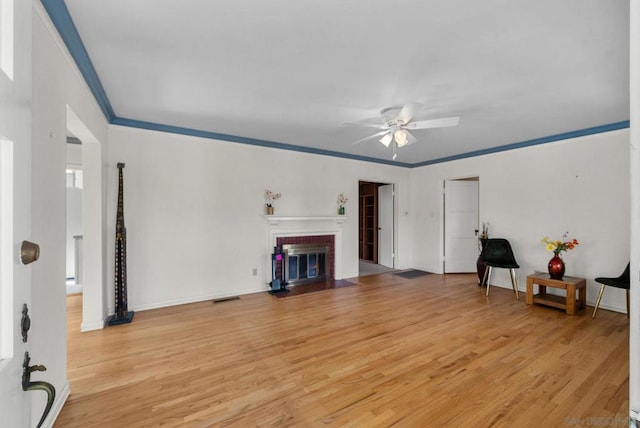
41 1 630 169
111 117 414 167
410 121 631 168
40 0 115 121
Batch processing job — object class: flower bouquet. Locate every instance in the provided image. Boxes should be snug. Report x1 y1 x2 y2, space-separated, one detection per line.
264 189 281 215
337 193 347 215
541 232 579 279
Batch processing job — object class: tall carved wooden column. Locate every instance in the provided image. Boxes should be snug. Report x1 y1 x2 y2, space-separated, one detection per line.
108 163 134 325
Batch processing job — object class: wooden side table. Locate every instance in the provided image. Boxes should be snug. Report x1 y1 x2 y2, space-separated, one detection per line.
526 272 586 315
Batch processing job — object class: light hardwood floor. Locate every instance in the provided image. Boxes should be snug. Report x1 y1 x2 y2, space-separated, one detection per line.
55 273 629 427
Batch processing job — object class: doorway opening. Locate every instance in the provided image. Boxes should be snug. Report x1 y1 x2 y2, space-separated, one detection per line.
358 180 395 277
66 106 105 332
66 136 83 295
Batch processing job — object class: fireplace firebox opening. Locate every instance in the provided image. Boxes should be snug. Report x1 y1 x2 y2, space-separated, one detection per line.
282 243 330 286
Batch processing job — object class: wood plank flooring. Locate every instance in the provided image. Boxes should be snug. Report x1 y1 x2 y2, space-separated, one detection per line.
55 273 629 427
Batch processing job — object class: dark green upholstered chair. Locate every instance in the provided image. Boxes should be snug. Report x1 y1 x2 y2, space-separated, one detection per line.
592 262 630 319
481 238 519 300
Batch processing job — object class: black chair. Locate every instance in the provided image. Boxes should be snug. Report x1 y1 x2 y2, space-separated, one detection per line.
481 238 519 299
592 262 630 319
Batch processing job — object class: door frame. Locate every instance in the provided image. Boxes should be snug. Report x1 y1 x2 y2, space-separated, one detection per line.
66 107 106 332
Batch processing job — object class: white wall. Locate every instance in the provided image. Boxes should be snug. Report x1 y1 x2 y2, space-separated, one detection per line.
30 3 109 423
107 125 630 315
411 130 630 313
106 125 412 311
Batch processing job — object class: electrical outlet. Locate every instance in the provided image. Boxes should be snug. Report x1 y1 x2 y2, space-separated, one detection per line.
252 268 258 276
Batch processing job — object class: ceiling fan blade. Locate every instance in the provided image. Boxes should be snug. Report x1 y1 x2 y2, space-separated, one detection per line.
380 131 393 147
344 121 386 130
395 102 422 125
352 130 388 145
405 116 460 130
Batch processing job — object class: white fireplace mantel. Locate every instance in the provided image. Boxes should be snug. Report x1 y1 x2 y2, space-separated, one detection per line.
265 215 347 281
264 215 347 227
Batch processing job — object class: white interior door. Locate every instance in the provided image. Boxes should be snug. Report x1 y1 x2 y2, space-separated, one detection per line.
0 0 33 422
378 184 394 268
444 180 479 273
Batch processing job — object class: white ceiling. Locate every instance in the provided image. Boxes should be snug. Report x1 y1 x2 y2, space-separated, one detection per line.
60 0 629 166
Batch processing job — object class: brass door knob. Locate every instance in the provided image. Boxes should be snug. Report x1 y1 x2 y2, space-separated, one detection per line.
20 241 40 265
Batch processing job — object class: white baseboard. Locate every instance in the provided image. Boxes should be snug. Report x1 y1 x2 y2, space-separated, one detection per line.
81 317 106 332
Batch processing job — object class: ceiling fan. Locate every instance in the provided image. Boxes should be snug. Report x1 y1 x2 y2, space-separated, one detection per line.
349 102 460 159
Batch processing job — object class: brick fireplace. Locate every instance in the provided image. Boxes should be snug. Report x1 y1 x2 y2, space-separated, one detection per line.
265 216 346 286
276 235 335 283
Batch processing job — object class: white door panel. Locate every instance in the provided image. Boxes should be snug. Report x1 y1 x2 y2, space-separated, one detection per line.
0 0 33 424
447 212 477 237
448 186 477 210
444 180 479 273
378 184 394 268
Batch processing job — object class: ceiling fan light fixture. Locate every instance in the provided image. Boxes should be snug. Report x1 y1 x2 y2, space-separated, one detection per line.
380 133 393 147
349 102 460 159
394 129 408 147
